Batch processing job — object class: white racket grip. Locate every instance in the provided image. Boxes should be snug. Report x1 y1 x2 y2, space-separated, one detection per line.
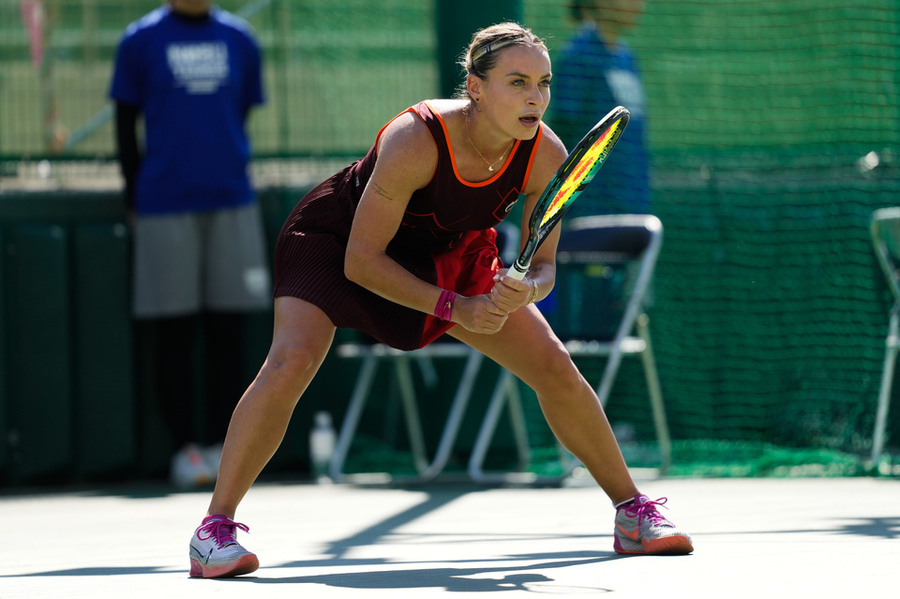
507 262 528 281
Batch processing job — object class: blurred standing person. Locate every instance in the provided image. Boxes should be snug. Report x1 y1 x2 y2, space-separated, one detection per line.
551 0 649 217
109 0 271 488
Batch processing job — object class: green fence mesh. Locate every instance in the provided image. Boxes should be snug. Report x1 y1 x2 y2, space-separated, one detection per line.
1 0 898 478
0 0 436 157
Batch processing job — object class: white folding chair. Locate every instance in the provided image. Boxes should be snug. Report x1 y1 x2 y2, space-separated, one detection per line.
329 226 523 483
329 341 485 483
469 214 672 482
869 207 900 463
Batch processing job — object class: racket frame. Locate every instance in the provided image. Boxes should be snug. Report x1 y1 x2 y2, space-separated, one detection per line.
508 106 630 281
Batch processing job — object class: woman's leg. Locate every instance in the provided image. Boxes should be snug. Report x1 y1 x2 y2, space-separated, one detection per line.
206 296 336 517
450 304 638 505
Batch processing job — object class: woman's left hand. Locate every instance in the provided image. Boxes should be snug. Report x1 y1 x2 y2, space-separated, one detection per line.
490 270 535 312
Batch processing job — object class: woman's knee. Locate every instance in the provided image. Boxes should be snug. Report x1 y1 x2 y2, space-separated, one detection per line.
264 338 327 380
531 346 588 398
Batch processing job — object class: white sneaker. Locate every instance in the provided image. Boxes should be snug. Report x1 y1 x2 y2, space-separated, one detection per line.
170 444 215 489
613 494 693 555
189 515 259 578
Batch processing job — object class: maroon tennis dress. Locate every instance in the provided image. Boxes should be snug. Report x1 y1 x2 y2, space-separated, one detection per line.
273 101 543 350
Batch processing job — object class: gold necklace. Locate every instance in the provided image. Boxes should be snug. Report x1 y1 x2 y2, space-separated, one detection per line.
465 120 512 172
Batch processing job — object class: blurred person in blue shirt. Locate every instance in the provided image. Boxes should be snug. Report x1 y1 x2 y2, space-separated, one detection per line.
551 0 649 217
109 0 271 489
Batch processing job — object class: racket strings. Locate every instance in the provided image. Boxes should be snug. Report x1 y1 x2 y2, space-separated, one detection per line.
539 120 625 228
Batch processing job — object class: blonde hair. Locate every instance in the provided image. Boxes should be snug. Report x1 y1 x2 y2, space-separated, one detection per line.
455 23 548 98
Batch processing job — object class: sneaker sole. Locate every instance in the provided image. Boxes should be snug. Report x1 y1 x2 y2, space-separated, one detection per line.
189 553 259 578
614 534 694 556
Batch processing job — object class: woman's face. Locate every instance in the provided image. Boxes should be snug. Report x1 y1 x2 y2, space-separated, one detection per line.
470 44 553 141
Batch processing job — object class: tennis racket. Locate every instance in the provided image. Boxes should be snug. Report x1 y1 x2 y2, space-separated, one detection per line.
507 105 630 280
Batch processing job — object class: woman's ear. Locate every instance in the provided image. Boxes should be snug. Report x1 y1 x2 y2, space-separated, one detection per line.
466 74 482 103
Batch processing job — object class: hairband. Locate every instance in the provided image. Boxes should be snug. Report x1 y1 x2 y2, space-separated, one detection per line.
470 39 517 66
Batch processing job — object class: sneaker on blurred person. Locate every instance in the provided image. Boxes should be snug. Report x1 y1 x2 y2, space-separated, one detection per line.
202 443 224 478
613 494 694 555
189 515 259 578
170 444 216 489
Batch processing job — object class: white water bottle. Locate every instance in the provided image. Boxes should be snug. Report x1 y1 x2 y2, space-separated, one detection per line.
309 411 336 484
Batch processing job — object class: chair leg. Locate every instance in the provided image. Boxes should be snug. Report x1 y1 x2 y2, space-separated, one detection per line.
330 354 379 482
394 357 429 474
418 350 485 481
595 346 625 408
469 369 577 484
872 306 900 464
469 369 542 483
636 314 672 475
332 347 484 483
503 373 532 472
415 355 439 389
468 369 516 483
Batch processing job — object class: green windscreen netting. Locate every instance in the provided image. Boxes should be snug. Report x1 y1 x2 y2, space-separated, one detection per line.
524 0 900 475
0 0 897 477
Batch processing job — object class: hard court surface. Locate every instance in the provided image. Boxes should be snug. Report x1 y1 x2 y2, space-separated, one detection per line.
1 474 897 598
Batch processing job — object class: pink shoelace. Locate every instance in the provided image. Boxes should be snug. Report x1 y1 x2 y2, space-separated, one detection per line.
197 516 250 549
622 496 670 526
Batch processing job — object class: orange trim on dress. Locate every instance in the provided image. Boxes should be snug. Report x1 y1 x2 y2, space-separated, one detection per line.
372 101 543 195
521 123 543 193
373 106 439 188
422 101 521 188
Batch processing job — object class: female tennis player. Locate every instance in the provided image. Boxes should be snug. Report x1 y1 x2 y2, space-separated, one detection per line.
188 22 693 578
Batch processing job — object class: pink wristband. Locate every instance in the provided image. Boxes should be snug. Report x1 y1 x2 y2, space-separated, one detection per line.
434 289 457 322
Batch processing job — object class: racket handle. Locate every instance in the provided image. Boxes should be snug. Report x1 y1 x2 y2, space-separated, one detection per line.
507 262 528 281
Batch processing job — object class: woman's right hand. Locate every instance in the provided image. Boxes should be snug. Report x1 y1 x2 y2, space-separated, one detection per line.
453 294 509 334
